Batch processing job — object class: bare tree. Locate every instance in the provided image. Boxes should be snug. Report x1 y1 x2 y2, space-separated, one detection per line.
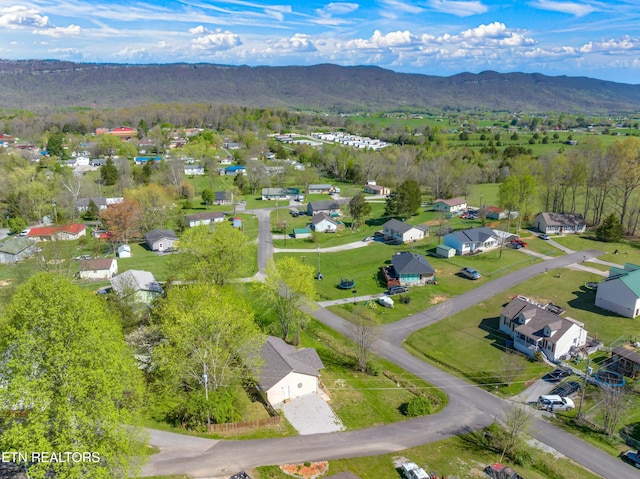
350 306 380 372
500 350 527 387
601 386 628 436
500 404 535 461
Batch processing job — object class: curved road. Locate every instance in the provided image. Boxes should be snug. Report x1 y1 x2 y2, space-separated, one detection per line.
142 211 636 478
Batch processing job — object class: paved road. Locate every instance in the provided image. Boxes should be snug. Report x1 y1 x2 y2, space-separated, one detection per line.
142 219 637 478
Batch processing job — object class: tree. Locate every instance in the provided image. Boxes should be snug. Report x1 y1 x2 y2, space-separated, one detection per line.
100 198 143 244
350 306 380 372
0 273 146 478
7 216 26 234
499 404 535 461
202 188 215 206
46 131 66 159
97 133 124 159
170 222 247 285
84 199 101 221
395 179 422 219
348 193 372 230
262 258 315 343
126 184 178 232
596 213 624 242
601 386 628 436
500 350 526 387
100 157 119 186
153 283 264 395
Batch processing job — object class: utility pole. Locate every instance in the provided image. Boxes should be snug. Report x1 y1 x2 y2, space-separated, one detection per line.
577 356 590 421
203 364 210 431
283 220 287 247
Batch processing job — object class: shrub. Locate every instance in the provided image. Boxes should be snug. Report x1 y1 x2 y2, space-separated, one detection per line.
8 217 27 235
402 396 432 417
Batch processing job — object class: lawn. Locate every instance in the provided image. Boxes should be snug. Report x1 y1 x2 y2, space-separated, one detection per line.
551 232 640 265
404 269 640 395
255 429 601 479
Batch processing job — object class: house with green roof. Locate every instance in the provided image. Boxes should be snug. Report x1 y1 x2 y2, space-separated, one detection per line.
596 263 640 318
0 236 37 264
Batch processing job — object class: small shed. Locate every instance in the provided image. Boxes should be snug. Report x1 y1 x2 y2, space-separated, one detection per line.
117 244 132 258
294 227 312 239
436 244 456 258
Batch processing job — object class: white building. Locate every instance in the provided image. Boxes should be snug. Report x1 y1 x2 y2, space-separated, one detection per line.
596 263 640 318
382 219 427 244
78 258 118 280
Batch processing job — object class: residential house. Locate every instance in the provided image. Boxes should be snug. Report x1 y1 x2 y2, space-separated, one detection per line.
611 346 640 379
293 227 312 239
433 197 467 214
185 212 225 227
27 223 86 241
382 219 427 244
78 258 118 280
363 183 390 196
385 252 435 287
117 244 132 258
110 270 163 305
534 212 586 235
134 156 162 165
443 227 499 255
307 200 341 216
308 184 334 194
219 157 233 165
77 196 124 212
98 126 137 139
144 229 178 252
499 297 588 362
261 188 303 201
311 213 339 233
596 263 640 318
485 206 508 220
0 237 37 264
214 191 233 205
222 165 246 176
258 336 324 406
184 164 205 175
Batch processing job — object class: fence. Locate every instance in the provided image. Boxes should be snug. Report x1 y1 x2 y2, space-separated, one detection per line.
207 415 280 433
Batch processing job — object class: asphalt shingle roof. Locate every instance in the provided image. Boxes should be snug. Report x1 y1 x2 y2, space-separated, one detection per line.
391 251 435 275
539 212 585 226
110 270 163 295
144 229 178 243
0 237 36 255
383 218 415 234
258 336 324 390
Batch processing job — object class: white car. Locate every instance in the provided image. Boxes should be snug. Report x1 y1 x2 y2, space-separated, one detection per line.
538 394 574 411
401 462 429 479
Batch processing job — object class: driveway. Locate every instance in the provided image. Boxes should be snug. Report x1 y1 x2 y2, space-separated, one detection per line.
279 393 345 435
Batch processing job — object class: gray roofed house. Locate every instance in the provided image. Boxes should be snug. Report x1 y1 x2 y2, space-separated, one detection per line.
110 269 163 304
144 229 178 252
0 237 37 264
185 211 225 227
214 191 233 205
258 336 324 406
382 219 427 244
499 297 587 361
311 212 338 232
307 200 341 216
443 226 499 255
534 212 586 235
389 251 435 286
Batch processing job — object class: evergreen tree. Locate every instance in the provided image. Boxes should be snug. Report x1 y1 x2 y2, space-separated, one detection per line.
46 132 66 159
396 180 422 219
84 199 101 221
596 213 624 242
100 158 119 186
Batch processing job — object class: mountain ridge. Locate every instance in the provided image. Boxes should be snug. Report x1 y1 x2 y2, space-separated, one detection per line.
0 60 639 113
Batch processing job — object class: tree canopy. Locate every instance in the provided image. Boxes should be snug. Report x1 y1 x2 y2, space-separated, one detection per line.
0 273 146 479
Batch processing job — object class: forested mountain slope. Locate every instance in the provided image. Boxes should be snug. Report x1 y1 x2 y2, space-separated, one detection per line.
1 60 639 113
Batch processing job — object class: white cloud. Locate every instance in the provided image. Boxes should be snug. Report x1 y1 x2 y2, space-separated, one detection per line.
529 0 597 17
189 25 209 35
112 47 152 61
579 36 639 53
48 47 82 58
379 0 424 15
456 22 535 46
34 25 81 37
342 30 420 50
427 0 489 17
0 5 49 29
315 2 359 16
191 30 242 51
265 33 317 53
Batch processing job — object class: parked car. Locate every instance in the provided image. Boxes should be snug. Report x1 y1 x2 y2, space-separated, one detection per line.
509 239 527 248
544 367 571 382
17 228 30 237
538 394 574 411
460 267 481 280
388 285 409 295
229 472 252 479
74 254 93 261
401 462 429 479
620 450 640 469
551 381 580 397
363 235 375 242
539 233 550 240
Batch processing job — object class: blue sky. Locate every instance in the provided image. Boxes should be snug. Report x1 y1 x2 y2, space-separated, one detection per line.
1 0 639 84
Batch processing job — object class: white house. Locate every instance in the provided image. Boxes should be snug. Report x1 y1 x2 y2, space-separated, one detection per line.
433 197 467 214
364 183 390 196
307 200 340 216
184 164 205 175
308 184 334 194
185 211 225 227
596 263 640 318
144 229 178 252
27 223 86 242
382 219 427 244
311 213 338 233
110 270 163 305
78 258 118 280
500 297 588 362
443 227 499 255
258 336 324 407
534 212 586 235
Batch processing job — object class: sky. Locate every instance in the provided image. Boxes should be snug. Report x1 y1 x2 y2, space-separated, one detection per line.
0 0 639 84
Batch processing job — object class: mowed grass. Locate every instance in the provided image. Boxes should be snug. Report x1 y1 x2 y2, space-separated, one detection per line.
405 269 640 394
255 431 601 479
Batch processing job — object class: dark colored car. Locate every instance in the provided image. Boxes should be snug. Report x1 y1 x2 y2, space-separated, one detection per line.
388 285 409 295
460 267 481 280
544 368 571 382
230 472 252 479
620 450 640 469
551 380 580 397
